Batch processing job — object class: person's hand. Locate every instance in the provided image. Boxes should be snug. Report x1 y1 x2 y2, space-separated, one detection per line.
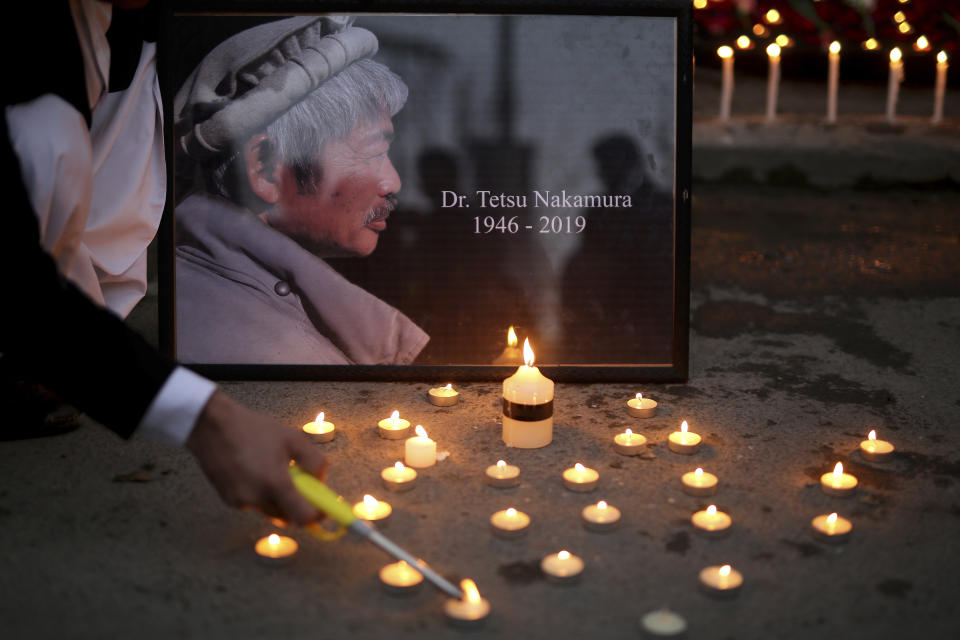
185 390 327 525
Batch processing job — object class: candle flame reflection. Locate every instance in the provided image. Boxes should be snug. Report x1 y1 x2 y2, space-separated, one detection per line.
462 579 481 603
507 326 518 348
522 338 535 367
415 425 428 438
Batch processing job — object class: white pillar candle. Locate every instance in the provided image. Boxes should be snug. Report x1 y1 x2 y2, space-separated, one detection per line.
860 429 895 462
379 560 424 595
254 533 298 566
405 425 437 468
699 564 743 598
691 504 732 537
718 46 734 121
681 467 718 496
444 579 490 627
489 507 531 538
827 41 840 123
820 462 858 497
428 383 459 406
352 494 392 523
502 339 554 448
626 392 658 418
301 412 335 443
381 461 417 492
668 420 702 455
810 512 852 544
485 459 520 488
541 550 584 583
614 428 647 455
765 43 781 122
378 410 411 440
581 500 621 532
886 47 904 122
933 51 948 124
562 462 599 492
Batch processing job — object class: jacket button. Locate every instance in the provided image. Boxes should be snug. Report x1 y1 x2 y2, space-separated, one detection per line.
274 281 291 296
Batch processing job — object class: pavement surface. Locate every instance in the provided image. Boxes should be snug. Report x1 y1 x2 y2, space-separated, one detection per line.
2 73 959 639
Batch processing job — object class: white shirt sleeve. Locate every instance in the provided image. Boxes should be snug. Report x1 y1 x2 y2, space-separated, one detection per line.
136 366 217 446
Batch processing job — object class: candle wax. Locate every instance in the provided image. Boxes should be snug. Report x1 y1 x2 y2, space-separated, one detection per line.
582 502 621 532
377 414 411 440
699 565 743 598
691 506 732 537
562 465 599 492
681 469 718 496
541 551 584 582
405 428 437 468
254 534 298 566
379 560 424 594
485 461 520 488
381 463 417 492
490 508 531 538
614 429 647 455
810 513 852 543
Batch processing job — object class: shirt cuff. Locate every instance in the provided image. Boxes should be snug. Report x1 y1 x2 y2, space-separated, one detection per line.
136 366 217 446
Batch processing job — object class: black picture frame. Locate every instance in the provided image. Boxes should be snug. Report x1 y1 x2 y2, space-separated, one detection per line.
158 0 691 382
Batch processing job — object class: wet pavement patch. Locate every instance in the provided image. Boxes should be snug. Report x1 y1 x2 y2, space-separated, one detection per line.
665 531 691 555
498 560 544 584
876 578 913 598
780 539 823 558
732 359 894 407
692 300 912 371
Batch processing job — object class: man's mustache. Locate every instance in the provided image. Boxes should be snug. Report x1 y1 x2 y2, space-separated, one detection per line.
363 194 398 225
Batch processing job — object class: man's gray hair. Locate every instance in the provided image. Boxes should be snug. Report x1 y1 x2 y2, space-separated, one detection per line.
209 58 407 201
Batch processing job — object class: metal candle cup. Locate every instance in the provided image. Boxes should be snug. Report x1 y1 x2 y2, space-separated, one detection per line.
489 508 530 539
378 410 411 440
428 384 459 407
562 463 599 492
485 460 520 488
626 392 658 418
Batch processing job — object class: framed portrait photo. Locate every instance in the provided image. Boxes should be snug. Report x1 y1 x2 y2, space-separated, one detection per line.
159 0 692 381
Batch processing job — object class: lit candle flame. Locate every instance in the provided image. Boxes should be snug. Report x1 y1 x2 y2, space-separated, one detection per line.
363 494 379 509
765 9 780 24
833 462 844 478
775 34 790 47
444 383 452 391
916 35 930 50
415 425 428 439
719 564 731 576
868 429 877 441
507 326 518 348
557 550 570 560
736 35 751 49
636 392 642 401
899 22 911 34
394 461 405 472
681 420 689 434
718 45 733 59
829 41 840 55
316 412 324 424
891 47 902 63
624 428 633 439
497 459 506 469
461 579 481 603
268 533 280 545
767 43 781 58
574 462 586 473
522 338 535 367
863 38 879 51
827 512 838 524
938 51 948 64
707 505 717 516
506 508 517 517
894 11 906 23
752 24 767 37
390 410 399 426
695 467 704 476
597 500 608 510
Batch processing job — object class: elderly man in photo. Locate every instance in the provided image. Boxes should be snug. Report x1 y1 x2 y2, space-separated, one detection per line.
174 17 428 364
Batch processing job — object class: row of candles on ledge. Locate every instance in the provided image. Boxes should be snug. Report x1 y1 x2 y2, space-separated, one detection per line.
715 39 949 124
256 341 898 631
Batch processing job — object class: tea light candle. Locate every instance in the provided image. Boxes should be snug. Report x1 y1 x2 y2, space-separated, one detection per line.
765 43 781 122
860 429 894 462
691 504 732 537
626 392 658 418
541 550 584 583
428 383 459 407
563 463 599 492
301 412 335 443
820 462 857 497
502 339 554 448
352 494 392 523
668 420 701 455
444 579 490 627
640 609 687 637
485 459 520 488
254 533 298 566
886 47 904 122
405 425 436 468
381 461 417 492
379 560 423 595
581 500 621 532
378 410 411 440
614 428 647 455
489 507 530 538
699 564 743 598
810 512 852 544
682 468 718 496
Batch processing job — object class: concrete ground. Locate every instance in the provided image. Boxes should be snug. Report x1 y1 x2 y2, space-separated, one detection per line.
2 71 959 639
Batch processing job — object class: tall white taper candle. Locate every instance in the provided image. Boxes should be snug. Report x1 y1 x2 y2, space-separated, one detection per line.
765 44 781 122
933 51 948 124
827 41 840 123
886 47 903 122
718 46 734 121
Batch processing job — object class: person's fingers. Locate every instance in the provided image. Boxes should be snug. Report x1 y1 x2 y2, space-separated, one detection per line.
271 475 321 526
290 432 329 480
